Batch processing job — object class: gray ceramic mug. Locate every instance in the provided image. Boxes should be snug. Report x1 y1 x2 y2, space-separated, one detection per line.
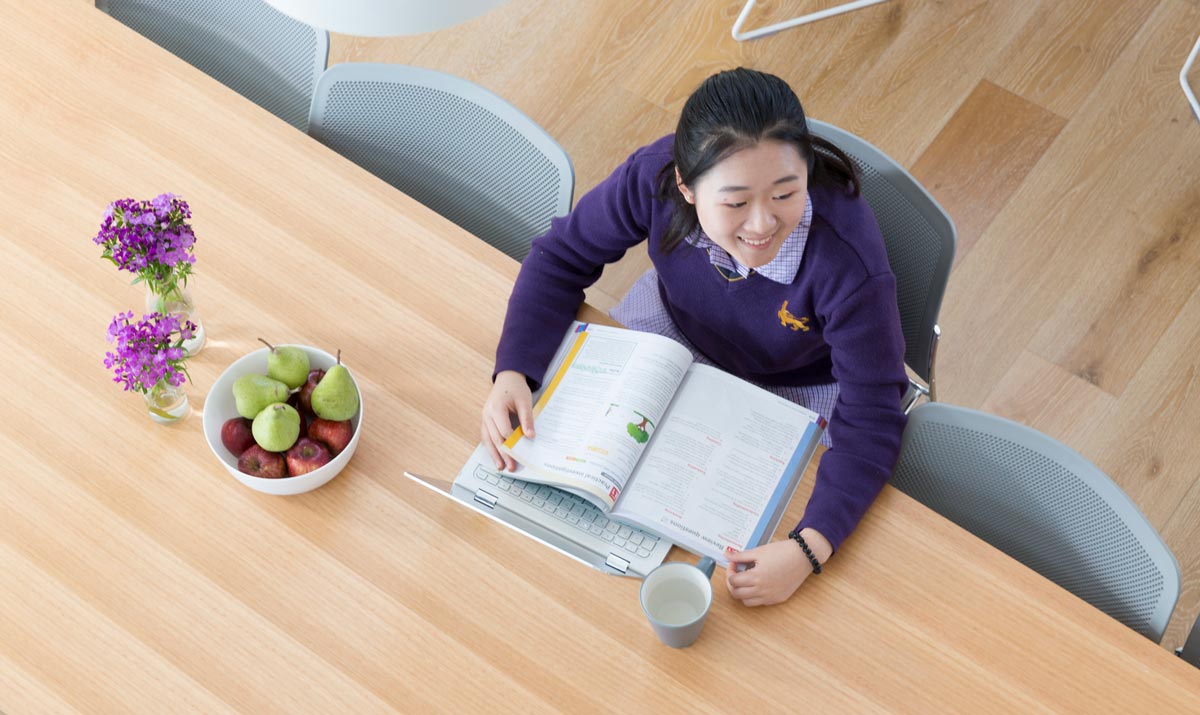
639 556 716 648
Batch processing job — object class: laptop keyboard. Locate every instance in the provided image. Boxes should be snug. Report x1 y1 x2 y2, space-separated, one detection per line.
473 466 661 559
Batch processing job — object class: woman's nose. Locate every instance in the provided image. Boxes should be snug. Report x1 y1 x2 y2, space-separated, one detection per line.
744 203 776 235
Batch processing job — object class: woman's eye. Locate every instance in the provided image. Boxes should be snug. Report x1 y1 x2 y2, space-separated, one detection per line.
724 202 746 209
773 192 796 201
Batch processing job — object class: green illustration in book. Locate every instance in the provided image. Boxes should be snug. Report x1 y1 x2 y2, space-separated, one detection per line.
604 403 655 444
626 411 654 444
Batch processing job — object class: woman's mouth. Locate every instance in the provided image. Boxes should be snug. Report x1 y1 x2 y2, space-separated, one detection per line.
738 233 773 248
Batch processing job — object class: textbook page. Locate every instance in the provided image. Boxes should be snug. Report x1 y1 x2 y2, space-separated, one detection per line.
502 324 694 510
612 363 823 566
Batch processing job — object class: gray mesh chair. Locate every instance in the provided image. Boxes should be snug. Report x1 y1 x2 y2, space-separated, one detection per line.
808 120 956 412
308 64 574 262
96 0 328 131
893 403 1180 642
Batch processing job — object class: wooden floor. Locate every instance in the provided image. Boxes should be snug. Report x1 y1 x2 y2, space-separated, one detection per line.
330 0 1200 650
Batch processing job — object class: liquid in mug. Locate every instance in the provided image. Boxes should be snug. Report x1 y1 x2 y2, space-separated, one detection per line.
648 579 707 625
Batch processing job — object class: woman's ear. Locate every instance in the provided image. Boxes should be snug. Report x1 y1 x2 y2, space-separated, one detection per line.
675 168 695 205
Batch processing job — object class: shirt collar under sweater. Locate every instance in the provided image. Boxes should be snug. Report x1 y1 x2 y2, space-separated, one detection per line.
685 190 814 284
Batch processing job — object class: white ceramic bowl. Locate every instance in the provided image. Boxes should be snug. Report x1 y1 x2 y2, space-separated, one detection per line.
202 345 363 495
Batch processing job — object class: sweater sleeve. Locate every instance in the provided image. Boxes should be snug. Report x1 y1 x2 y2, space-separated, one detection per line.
796 270 909 552
494 142 667 388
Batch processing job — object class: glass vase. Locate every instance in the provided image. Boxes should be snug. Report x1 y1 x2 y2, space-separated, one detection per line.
144 381 189 424
146 285 206 356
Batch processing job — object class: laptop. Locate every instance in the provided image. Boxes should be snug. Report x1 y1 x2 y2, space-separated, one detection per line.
405 444 673 578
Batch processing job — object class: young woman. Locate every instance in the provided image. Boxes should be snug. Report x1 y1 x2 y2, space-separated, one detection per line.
481 68 908 606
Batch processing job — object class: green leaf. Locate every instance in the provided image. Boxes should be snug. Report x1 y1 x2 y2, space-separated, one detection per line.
147 405 176 420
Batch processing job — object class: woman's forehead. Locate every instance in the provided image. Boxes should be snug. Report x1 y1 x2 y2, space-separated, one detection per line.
702 140 807 188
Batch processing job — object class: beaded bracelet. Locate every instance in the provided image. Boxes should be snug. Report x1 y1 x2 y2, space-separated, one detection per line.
788 529 823 574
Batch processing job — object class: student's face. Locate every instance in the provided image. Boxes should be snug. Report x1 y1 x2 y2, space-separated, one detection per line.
678 140 809 269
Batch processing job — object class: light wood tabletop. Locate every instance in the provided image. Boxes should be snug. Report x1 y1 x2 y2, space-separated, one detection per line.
1 3 1197 713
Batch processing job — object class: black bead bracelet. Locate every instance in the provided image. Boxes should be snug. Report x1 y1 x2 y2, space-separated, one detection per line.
788 529 823 574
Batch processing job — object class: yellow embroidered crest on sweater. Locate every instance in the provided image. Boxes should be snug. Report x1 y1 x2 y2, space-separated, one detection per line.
778 300 810 332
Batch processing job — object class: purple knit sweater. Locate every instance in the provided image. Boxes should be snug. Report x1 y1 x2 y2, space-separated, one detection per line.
495 135 908 552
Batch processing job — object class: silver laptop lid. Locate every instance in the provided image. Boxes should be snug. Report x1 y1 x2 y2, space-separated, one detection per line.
405 445 673 579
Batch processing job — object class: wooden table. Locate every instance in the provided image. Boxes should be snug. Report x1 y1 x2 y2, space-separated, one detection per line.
1 3 1197 712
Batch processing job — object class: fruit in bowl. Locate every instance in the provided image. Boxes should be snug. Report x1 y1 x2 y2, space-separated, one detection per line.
238 445 287 479
202 343 363 496
308 418 354 456
220 417 255 456
286 438 332 476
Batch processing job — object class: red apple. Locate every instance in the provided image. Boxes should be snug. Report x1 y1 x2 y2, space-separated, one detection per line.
238 445 287 479
286 437 332 476
297 369 325 414
308 418 354 456
221 417 256 456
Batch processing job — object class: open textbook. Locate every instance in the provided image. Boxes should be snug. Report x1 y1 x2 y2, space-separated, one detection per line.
501 323 825 566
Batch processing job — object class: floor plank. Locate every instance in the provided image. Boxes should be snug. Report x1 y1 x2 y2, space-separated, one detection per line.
979 349 1117 452
1081 282 1200 529
910 80 1066 264
812 0 1041 165
989 0 1159 118
937 0 1200 405
1022 3 1200 396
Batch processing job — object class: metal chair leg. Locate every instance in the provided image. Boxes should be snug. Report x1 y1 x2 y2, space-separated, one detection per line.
731 0 890 42
1183 34 1200 123
927 324 941 403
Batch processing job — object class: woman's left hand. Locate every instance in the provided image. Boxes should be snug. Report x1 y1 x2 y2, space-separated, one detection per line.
724 541 810 606
725 529 833 607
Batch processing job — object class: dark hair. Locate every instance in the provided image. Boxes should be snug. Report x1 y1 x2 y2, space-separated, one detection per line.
657 68 859 252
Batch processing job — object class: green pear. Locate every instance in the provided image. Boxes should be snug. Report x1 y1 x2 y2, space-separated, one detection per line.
311 351 359 421
232 374 290 419
252 402 301 452
258 338 309 389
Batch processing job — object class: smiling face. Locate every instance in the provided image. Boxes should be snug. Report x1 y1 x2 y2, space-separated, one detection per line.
677 139 809 269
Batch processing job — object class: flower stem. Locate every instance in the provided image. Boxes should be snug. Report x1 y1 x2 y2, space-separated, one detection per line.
147 405 176 420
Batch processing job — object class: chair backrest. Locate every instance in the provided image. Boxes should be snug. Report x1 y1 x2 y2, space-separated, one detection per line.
807 120 955 384
892 403 1180 642
96 0 328 131
308 63 575 262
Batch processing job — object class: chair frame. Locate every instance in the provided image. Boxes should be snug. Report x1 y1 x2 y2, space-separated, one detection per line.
807 119 956 412
1183 33 1200 123
1178 614 1200 666
731 0 890 42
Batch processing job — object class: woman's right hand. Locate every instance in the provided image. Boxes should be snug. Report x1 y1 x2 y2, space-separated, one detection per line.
481 370 535 471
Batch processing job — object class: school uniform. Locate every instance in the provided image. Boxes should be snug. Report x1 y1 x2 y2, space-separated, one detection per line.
495 134 908 552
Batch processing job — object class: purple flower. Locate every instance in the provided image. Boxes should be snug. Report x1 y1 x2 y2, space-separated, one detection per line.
94 194 198 295
104 311 195 394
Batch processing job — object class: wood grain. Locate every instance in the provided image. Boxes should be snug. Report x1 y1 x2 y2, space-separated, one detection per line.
979 350 1117 452
3 1 1200 711
910 80 1066 263
989 0 1159 118
1021 5 1200 397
